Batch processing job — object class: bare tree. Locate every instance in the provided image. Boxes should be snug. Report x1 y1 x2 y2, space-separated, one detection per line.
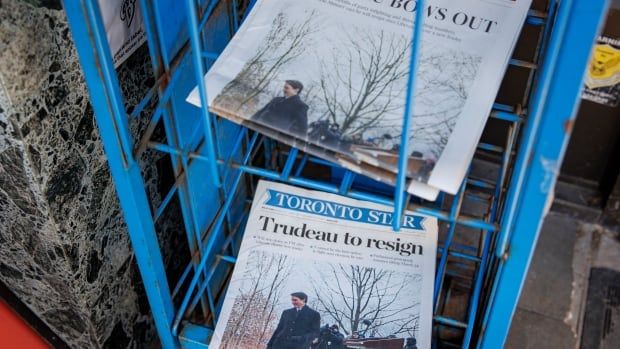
317 29 481 160
214 11 317 114
311 264 421 338
317 30 411 137
221 252 291 349
406 50 481 159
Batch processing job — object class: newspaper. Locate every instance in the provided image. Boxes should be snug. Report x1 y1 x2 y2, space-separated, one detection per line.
212 111 440 199
187 0 531 199
210 180 438 349
99 0 146 68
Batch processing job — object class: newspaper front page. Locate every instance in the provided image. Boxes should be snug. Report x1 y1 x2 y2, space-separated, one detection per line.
187 0 531 199
210 181 438 349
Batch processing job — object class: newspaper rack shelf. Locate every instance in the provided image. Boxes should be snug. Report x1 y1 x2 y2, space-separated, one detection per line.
63 0 609 348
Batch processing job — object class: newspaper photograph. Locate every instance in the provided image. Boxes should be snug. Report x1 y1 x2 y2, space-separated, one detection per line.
209 180 438 349
187 0 531 197
219 113 441 200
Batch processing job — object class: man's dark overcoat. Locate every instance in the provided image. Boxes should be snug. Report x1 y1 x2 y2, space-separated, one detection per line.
267 305 320 349
251 95 309 137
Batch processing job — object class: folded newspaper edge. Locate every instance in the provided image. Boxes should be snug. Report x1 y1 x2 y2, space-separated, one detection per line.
187 0 532 200
209 180 438 349
210 102 441 201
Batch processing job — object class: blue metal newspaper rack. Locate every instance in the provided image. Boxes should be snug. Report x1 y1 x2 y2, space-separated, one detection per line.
62 0 609 347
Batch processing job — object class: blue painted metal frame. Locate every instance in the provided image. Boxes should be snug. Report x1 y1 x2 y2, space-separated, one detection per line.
480 0 609 347
63 0 608 348
62 1 177 348
393 0 426 231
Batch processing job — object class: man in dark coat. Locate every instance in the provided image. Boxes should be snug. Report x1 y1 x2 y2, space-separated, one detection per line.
251 80 309 138
267 292 321 349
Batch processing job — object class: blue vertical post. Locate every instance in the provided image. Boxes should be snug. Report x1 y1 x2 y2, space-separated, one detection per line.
186 0 222 188
479 0 608 347
393 0 426 231
62 1 177 348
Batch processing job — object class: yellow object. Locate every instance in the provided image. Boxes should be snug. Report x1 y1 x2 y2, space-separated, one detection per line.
585 44 620 89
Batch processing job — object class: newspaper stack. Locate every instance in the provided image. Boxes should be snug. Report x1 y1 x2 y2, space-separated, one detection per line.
187 0 532 200
209 180 438 349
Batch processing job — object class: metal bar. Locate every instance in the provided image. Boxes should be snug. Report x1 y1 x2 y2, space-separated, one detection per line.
339 171 356 195
62 1 176 348
280 148 299 180
492 103 516 113
464 193 492 205
72 3 135 166
219 255 237 264
509 58 538 69
499 124 519 195
197 0 221 33
467 178 496 190
434 181 466 307
527 9 548 20
393 0 426 231
231 0 240 32
172 262 194 298
133 65 186 156
480 0 608 347
151 0 171 71
153 79 211 317
130 65 185 121
449 250 482 264
463 155 506 347
494 0 602 259
173 118 207 254
471 125 517 347
146 127 246 190
150 125 251 314
494 0 571 258
436 247 482 263
139 153 501 233
186 0 222 187
526 16 546 26
140 0 165 77
154 184 178 222
138 3 211 321
491 111 522 122
187 231 242 320
201 51 220 61
463 229 492 348
294 154 308 177
205 286 216 325
172 132 259 336
220 128 249 180
173 207 248 303
477 143 504 153
435 316 468 329
449 242 479 254
135 105 164 157
520 2 556 108
161 106 211 318
129 87 155 119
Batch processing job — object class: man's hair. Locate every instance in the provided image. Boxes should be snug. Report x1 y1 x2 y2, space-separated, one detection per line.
291 292 308 302
285 80 304 93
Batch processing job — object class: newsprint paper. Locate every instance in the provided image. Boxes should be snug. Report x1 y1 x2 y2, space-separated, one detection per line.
187 0 531 200
99 0 146 68
210 181 438 349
